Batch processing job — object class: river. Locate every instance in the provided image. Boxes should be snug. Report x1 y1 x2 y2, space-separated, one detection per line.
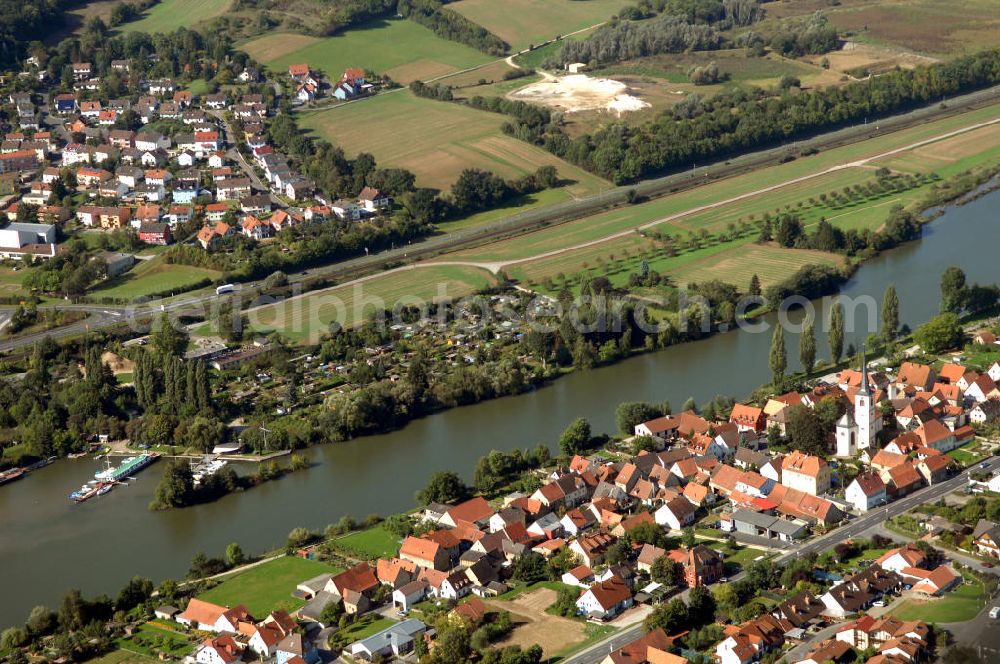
2 189 1000 627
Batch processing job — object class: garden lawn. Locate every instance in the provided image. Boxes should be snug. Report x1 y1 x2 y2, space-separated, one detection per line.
722 546 770 573
121 0 231 33
249 264 498 342
334 526 401 560
337 616 396 642
86 260 221 301
84 651 160 664
299 90 607 194
894 578 987 622
448 0 627 50
197 556 339 616
242 19 491 84
948 444 984 466
0 267 29 298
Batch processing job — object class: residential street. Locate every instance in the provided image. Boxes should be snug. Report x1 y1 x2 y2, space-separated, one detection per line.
565 455 1000 664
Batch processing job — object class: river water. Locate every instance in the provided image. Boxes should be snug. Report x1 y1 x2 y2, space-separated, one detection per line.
2 190 999 627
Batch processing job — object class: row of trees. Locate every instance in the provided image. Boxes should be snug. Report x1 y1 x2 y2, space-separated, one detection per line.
398 0 509 56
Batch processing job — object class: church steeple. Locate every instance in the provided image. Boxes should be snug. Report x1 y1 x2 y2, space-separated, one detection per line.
859 345 870 396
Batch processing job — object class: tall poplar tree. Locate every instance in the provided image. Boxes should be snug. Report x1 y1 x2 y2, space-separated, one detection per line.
769 326 787 385
828 302 844 364
800 320 817 373
881 285 899 346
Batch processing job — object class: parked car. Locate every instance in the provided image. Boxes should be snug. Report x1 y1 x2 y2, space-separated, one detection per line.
990 606 1000 619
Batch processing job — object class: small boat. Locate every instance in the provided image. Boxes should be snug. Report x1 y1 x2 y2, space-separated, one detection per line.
0 468 26 485
97 484 112 496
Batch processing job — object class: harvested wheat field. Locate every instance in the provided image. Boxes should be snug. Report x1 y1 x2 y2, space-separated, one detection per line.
484 588 585 657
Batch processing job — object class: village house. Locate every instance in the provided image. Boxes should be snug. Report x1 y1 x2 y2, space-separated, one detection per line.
576 575 632 620
845 472 887 512
177 598 251 632
781 450 830 496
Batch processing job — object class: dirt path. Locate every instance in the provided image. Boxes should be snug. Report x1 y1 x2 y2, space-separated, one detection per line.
245 113 1000 315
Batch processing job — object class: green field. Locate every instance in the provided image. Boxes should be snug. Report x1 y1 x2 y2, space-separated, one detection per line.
197 556 338 617
250 264 498 341
447 104 1000 264
242 19 492 84
87 260 221 301
84 651 160 664
333 526 401 560
122 0 231 33
894 578 986 622
449 0 627 50
0 267 29 298
299 90 608 194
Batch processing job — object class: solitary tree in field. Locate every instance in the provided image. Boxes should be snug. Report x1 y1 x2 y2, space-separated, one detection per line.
748 274 761 298
769 326 787 385
800 320 817 373
881 285 899 346
829 303 844 364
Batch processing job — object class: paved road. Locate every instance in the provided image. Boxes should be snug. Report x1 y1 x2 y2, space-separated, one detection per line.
565 456 1000 664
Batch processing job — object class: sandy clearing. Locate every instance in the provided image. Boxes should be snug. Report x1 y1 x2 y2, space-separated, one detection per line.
511 74 650 115
483 588 585 657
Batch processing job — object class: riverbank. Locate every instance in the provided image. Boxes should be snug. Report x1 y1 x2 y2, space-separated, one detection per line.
2 181 1000 630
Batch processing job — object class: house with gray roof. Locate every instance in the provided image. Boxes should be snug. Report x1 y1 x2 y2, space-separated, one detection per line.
348 618 427 660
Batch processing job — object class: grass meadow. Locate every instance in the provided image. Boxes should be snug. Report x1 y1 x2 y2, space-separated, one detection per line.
298 90 609 194
333 525 401 560
86 260 221 301
197 556 338 616
241 19 491 83
121 0 231 33
250 264 498 341
448 0 628 50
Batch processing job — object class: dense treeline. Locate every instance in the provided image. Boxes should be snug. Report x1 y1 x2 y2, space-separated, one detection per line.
768 11 839 57
318 354 536 439
541 49 1000 183
0 342 126 465
763 204 923 259
398 0 508 56
559 13 725 65
617 0 760 25
0 0 66 68
28 25 250 96
192 0 397 36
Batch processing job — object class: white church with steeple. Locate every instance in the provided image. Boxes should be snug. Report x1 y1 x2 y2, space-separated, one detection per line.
836 349 882 457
